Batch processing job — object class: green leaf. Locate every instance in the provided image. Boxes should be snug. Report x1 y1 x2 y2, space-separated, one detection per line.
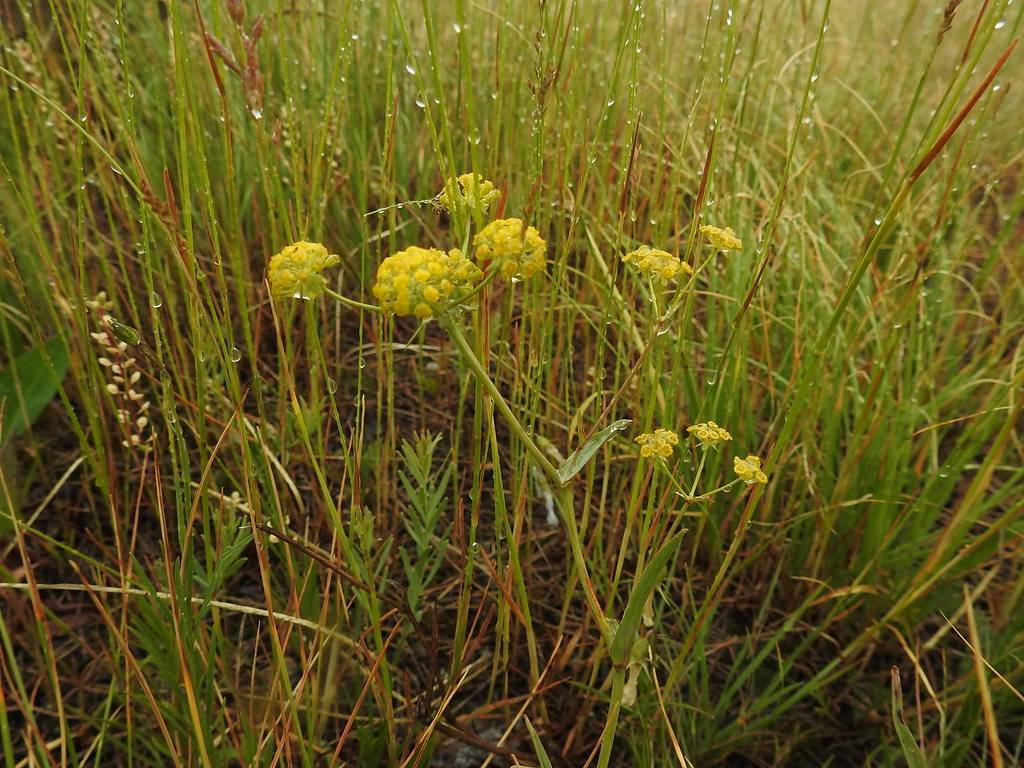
556 419 632 485
890 668 928 768
0 337 69 444
610 529 686 664
523 717 554 768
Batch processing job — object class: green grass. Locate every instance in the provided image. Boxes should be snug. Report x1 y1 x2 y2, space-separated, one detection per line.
1 0 1022 765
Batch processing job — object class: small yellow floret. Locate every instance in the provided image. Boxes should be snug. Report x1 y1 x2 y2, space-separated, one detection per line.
438 173 501 217
268 241 340 300
635 428 679 459
621 246 692 284
372 246 483 319
699 225 743 251
473 218 547 280
686 421 733 450
733 455 768 485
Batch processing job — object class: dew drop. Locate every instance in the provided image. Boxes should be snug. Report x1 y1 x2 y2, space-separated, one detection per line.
327 377 338 393
250 107 263 119
994 18 1007 29
415 96 426 108
404 63 416 75
149 291 163 308
230 346 242 363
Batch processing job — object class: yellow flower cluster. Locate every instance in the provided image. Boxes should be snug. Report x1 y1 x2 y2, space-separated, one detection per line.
635 428 679 459
699 224 743 251
372 246 483 319
438 173 501 217
621 246 693 283
733 455 768 485
268 241 340 300
474 218 547 280
687 421 733 450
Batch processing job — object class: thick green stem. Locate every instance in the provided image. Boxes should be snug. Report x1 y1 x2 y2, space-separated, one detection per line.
443 319 560 482
597 666 626 768
443 317 612 642
556 486 613 644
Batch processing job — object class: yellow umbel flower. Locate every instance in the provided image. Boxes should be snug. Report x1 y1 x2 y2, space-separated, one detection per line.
473 218 547 280
733 455 768 485
699 225 743 251
621 246 693 283
635 428 679 459
438 173 500 218
268 241 340 300
686 421 733 450
372 246 483 319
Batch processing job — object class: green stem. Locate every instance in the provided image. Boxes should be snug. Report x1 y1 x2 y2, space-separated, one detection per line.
597 666 626 768
443 316 612 642
688 450 708 497
442 318 560 482
324 287 382 313
686 478 742 501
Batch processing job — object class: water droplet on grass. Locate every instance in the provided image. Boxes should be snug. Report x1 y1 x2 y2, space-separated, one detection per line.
404 63 416 75
230 346 242 363
149 292 163 308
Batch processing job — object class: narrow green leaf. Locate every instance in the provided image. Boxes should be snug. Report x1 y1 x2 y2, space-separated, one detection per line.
524 716 554 768
890 668 928 768
0 337 70 444
610 529 686 664
556 419 632 485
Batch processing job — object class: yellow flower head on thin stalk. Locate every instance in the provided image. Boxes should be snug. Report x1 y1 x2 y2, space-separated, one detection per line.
635 428 679 459
438 173 501 219
699 225 743 252
372 246 483 319
734 455 768 485
268 241 341 300
621 246 693 284
473 218 547 280
686 421 733 450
